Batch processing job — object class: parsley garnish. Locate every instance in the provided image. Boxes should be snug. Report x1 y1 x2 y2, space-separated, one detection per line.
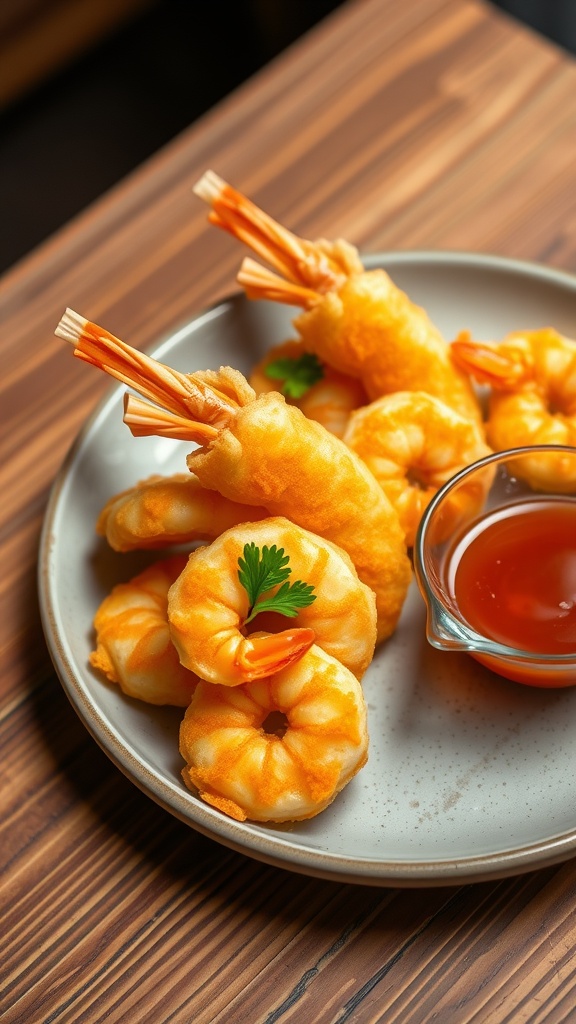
265 352 324 399
238 542 316 624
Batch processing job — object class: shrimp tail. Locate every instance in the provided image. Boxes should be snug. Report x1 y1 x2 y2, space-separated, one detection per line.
236 628 316 681
54 308 244 442
193 170 361 299
451 332 532 389
193 170 310 284
123 394 217 442
238 257 321 308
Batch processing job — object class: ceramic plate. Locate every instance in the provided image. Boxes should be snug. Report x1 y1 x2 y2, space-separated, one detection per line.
39 252 576 886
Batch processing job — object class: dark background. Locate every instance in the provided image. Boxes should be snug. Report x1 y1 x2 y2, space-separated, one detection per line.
1 0 574 276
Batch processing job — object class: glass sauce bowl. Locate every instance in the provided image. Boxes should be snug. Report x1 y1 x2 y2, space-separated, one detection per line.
413 445 576 687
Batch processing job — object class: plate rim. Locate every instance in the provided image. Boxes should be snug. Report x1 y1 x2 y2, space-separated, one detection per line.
39 249 576 886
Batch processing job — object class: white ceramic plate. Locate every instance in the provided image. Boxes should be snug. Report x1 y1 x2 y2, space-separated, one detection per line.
39 252 576 886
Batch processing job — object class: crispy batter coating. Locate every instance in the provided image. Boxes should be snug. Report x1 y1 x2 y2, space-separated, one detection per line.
168 517 377 685
293 270 481 420
452 328 576 490
179 645 368 822
344 391 492 546
97 472 268 551
90 555 198 706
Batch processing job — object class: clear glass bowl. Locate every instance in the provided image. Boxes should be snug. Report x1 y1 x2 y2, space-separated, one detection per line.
413 445 576 687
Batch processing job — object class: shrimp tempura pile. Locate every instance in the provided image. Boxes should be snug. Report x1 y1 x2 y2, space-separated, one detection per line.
62 171 557 823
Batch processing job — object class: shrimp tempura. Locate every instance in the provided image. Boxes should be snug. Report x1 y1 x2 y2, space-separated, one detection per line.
193 171 482 422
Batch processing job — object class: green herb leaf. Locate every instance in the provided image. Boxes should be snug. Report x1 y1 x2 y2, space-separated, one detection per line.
238 542 290 606
246 579 317 621
238 542 317 624
265 352 324 399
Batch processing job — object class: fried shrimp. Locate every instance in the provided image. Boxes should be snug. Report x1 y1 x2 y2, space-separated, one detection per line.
55 309 412 643
167 517 377 685
451 328 576 490
193 171 481 422
249 340 368 438
343 391 492 546
179 645 368 822
90 555 198 706
97 472 268 551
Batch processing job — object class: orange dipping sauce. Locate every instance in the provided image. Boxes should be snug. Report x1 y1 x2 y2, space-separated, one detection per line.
445 499 576 655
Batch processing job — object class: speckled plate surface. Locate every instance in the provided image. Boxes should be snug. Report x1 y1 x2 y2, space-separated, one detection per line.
39 252 576 886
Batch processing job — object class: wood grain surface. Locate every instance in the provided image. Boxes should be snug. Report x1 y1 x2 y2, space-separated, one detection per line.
3 0 576 1020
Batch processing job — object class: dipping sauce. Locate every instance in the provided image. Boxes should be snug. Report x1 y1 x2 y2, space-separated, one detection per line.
446 498 576 654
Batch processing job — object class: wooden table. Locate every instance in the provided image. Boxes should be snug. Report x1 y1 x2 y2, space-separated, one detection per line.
4 0 576 1019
